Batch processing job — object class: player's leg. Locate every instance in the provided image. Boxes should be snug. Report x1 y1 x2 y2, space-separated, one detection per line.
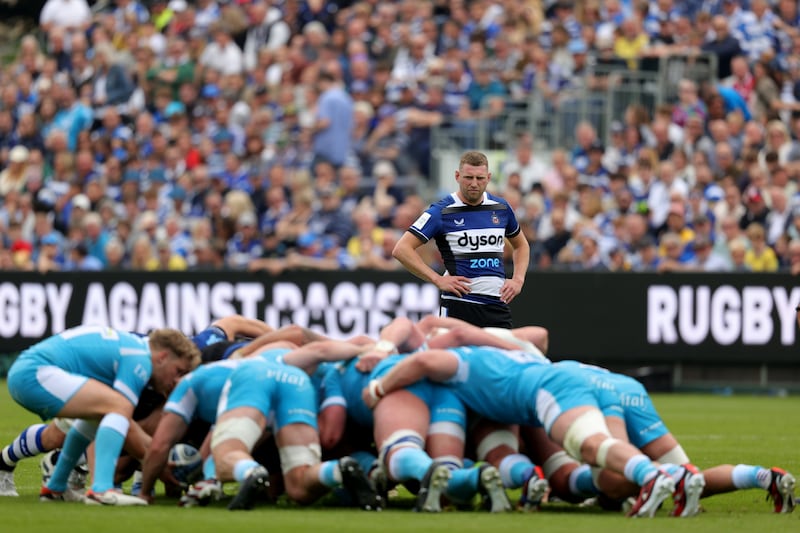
374 390 449 512
7 362 144 505
522 425 588 506
0 421 67 497
211 406 270 510
547 405 674 518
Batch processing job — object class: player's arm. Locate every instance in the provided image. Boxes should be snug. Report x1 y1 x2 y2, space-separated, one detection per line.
501 231 529 304
355 317 425 372
362 349 459 408
392 232 471 296
418 315 471 334
427 325 524 351
318 404 347 450
231 325 325 359
211 315 274 340
139 412 189 502
282 340 366 374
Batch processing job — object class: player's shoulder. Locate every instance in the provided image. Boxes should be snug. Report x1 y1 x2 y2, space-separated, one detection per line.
429 194 460 211
484 192 512 209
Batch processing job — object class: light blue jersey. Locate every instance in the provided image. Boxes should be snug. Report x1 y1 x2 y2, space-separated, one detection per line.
217 359 318 431
315 362 346 412
336 355 466 429
165 359 242 425
444 346 606 432
7 326 152 420
555 361 666 448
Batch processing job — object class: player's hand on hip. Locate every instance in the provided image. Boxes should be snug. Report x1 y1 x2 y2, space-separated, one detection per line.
500 278 523 304
437 275 472 297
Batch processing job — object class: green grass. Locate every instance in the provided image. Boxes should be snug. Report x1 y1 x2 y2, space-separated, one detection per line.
0 382 798 532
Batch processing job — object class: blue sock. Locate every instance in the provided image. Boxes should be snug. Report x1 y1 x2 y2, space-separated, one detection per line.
388 447 432 482
92 413 130 493
203 456 216 480
318 460 342 488
732 464 769 489
498 454 534 488
1 423 47 468
623 454 659 486
48 424 93 492
232 459 261 483
568 465 598 497
350 451 377 475
446 467 480 504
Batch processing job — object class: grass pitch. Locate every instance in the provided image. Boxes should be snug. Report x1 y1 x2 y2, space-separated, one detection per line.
0 382 797 533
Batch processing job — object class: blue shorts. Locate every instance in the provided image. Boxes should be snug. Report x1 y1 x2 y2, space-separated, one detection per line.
7 356 88 421
615 378 668 448
373 358 466 428
535 366 604 433
218 361 318 431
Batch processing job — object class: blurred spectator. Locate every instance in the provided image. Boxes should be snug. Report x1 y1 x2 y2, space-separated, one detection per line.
688 235 730 271
311 67 353 168
0 146 31 196
744 222 778 272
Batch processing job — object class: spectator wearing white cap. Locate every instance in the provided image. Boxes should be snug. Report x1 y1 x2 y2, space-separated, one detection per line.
0 146 31 196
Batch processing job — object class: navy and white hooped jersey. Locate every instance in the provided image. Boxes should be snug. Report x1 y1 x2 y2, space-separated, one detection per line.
409 192 521 304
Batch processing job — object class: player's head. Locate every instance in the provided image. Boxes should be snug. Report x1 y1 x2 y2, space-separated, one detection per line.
456 151 490 205
148 329 201 395
459 151 489 170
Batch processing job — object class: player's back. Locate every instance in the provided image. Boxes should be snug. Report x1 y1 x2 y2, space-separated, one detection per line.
337 359 374 427
20 325 150 386
447 346 547 424
167 359 242 424
253 347 292 365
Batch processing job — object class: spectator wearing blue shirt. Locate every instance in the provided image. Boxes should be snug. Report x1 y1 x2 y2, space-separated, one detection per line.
225 211 263 269
311 67 353 169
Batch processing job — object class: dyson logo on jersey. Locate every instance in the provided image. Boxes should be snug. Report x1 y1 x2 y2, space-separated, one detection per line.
456 232 504 251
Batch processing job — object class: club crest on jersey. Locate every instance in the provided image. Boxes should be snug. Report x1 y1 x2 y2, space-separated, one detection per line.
491 212 499 225
454 218 465 226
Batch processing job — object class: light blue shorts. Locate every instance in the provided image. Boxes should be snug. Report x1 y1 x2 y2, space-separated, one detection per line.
7 356 88 421
218 360 318 431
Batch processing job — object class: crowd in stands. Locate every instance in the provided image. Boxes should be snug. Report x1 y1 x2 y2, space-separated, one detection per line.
2 0 800 274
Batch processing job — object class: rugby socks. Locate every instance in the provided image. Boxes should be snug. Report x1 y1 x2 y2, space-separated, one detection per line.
233 459 262 483
568 464 598 498
0 423 47 469
47 422 95 493
498 454 535 488
350 450 377 476
732 464 771 490
446 467 480 504
318 460 343 487
388 447 432 482
92 413 130 493
623 454 660 486
203 456 216 480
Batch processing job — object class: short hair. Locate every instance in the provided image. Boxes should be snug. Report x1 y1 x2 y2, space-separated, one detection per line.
459 151 488 169
148 328 201 367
